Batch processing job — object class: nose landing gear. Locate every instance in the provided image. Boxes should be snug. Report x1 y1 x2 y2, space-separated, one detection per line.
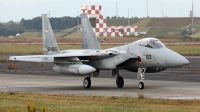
137 68 146 89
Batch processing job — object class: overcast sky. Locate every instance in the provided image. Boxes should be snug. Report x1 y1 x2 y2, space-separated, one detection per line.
0 0 199 22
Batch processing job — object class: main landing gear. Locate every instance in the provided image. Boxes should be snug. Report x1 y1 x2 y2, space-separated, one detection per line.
113 69 124 88
83 77 91 89
83 71 99 89
137 68 146 89
116 76 124 88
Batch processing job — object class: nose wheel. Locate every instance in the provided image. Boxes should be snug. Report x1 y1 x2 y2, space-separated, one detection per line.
138 82 144 89
137 68 146 89
83 77 91 89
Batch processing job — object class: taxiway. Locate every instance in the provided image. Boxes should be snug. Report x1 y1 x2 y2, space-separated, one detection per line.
0 56 199 99
0 73 200 99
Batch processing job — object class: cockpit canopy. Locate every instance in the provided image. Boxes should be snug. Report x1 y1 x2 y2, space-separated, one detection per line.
133 38 166 49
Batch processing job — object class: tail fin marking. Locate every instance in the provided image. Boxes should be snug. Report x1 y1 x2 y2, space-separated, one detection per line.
42 14 60 55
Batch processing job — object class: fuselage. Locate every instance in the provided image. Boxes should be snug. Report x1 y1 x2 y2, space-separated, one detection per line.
85 38 189 70
55 38 189 74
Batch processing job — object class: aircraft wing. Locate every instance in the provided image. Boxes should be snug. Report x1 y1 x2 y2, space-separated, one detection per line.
9 50 119 63
9 55 52 62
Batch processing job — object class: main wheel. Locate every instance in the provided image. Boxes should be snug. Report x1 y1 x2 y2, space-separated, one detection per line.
83 77 91 89
116 76 124 88
138 82 144 89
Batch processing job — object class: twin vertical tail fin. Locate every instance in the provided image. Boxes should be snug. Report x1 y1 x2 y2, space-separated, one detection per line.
81 14 101 50
41 14 99 54
42 14 60 55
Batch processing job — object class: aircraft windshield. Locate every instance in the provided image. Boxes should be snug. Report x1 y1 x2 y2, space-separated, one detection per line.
134 38 165 49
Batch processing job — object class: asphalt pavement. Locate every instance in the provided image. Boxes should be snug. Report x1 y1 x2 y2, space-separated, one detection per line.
0 56 199 99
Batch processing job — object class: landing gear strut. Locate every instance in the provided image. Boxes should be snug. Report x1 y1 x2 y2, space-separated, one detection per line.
137 68 146 89
83 77 91 89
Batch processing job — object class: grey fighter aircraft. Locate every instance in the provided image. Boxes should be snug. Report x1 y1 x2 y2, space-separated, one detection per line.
9 14 190 89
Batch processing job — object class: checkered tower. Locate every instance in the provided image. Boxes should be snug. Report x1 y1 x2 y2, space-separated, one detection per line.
80 5 138 37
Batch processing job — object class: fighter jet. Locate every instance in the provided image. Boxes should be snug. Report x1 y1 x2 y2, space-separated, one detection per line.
9 14 190 89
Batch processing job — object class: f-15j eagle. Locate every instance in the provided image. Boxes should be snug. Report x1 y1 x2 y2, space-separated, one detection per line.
10 14 189 89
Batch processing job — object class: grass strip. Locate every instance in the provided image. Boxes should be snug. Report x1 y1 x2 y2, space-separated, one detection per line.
0 92 200 112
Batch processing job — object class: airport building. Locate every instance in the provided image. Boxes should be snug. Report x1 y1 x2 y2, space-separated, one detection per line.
80 5 138 37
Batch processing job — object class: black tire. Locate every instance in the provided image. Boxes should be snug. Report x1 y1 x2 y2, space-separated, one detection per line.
83 77 91 89
138 82 144 89
116 76 124 88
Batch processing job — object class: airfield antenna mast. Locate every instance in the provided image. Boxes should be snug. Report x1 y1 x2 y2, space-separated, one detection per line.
195 6 196 17
116 1 118 18
77 11 79 26
192 0 194 34
146 0 148 18
49 11 50 18
128 8 129 26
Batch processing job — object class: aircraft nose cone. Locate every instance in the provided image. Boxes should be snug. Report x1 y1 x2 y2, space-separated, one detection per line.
166 50 190 67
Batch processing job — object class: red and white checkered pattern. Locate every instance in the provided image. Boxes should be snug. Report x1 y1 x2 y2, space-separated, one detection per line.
81 5 101 15
80 5 138 37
